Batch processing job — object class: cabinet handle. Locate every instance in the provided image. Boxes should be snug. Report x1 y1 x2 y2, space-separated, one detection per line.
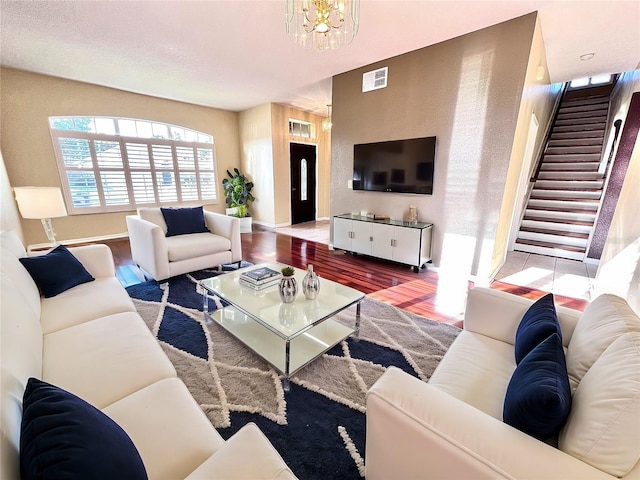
369 236 373 242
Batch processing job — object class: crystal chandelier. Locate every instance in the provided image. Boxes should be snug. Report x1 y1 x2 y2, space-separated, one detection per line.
285 0 360 51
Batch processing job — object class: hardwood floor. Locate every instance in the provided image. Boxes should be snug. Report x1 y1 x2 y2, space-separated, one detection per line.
105 228 588 327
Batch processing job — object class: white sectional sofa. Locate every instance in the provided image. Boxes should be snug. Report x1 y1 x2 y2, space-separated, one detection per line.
0 230 295 480
366 287 640 480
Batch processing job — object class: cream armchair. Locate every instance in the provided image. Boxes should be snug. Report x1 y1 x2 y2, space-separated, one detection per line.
126 207 241 281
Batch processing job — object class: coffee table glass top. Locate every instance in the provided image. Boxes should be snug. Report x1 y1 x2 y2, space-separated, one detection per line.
200 263 364 340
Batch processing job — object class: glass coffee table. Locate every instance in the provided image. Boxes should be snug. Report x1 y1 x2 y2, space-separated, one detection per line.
200 263 364 390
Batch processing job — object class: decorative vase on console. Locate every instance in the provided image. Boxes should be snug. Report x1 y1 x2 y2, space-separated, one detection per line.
302 264 320 300
279 267 298 304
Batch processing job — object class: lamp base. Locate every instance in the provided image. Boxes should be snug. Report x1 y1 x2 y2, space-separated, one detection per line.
41 218 58 246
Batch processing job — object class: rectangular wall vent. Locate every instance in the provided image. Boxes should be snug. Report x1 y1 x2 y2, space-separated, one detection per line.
362 67 388 93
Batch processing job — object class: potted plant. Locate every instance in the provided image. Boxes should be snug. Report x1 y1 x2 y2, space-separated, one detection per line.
222 168 255 233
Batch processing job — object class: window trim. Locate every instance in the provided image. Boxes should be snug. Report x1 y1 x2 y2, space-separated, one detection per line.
49 119 219 215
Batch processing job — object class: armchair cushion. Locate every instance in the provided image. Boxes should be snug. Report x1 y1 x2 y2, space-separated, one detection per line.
20 378 147 480
19 245 94 298
503 333 571 440
514 293 560 364
161 206 209 237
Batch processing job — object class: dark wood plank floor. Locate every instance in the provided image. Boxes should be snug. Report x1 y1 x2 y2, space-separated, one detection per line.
104 228 588 327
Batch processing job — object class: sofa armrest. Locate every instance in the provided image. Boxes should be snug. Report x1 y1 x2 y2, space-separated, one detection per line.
204 211 242 263
67 244 116 278
366 367 613 480
464 287 581 346
126 215 170 280
185 423 297 479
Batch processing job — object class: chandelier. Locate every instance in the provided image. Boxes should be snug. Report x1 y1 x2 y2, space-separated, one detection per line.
285 0 360 51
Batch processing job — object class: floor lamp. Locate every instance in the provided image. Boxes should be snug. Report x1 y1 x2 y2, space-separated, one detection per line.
14 186 68 246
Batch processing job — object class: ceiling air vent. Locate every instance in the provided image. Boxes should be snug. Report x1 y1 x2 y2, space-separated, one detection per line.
362 67 388 93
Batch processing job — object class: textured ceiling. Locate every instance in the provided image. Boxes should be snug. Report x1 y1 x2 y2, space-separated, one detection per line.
1 1 639 114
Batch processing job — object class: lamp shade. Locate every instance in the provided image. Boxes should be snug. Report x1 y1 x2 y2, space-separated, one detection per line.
14 187 68 219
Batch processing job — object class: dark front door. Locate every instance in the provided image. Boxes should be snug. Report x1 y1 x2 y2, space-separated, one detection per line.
290 142 317 224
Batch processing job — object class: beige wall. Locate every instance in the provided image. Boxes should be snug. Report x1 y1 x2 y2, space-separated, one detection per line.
1 68 240 246
331 13 537 293
238 103 276 224
271 103 331 226
239 102 331 228
491 15 561 278
0 150 24 242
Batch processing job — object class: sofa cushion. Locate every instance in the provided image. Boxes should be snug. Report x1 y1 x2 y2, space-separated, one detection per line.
166 232 232 262
43 312 176 409
514 293 560 364
565 293 640 391
559 331 640 478
40 277 136 334
19 245 94 298
428 330 516 420
20 378 147 480
161 206 209 237
103 378 224 480
503 333 571 440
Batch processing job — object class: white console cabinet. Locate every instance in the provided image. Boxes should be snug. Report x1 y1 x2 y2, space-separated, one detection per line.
333 214 433 272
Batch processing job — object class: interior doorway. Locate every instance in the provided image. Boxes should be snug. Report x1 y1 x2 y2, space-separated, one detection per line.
289 142 317 224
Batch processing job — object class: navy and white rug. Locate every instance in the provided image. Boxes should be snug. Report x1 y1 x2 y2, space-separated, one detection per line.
126 267 460 479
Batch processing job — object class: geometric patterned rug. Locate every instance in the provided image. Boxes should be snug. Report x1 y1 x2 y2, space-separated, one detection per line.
126 267 460 479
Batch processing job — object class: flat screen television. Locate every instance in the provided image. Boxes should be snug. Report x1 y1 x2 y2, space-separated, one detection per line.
353 136 436 194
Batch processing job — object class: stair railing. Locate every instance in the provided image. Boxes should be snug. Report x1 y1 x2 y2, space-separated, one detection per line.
530 82 569 182
599 119 623 176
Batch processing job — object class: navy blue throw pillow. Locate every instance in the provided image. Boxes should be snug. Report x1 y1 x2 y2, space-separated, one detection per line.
161 206 209 237
20 378 147 480
514 293 560 364
503 333 572 440
18 245 94 298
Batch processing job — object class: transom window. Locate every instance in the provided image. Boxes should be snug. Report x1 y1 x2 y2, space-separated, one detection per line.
49 116 218 214
288 119 315 139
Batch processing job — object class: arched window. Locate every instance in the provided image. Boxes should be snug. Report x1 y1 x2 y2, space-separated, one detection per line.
49 116 218 214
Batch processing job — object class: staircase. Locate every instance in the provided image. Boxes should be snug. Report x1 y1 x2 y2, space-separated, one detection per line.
515 92 611 260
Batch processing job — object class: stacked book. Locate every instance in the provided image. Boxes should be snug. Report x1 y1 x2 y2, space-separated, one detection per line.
239 266 282 290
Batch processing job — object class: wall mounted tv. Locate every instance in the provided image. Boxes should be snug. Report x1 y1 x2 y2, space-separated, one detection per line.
352 136 436 194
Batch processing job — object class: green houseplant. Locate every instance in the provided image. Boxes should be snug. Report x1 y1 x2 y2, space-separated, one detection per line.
222 168 255 218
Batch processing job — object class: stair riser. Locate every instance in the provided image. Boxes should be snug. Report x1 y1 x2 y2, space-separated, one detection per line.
537 172 604 181
517 231 588 248
553 124 606 133
551 131 605 140
555 117 608 127
527 199 599 211
543 154 601 162
540 162 600 171
534 181 603 190
521 220 592 234
545 146 602 155
524 209 596 223
530 190 602 200
548 138 603 147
